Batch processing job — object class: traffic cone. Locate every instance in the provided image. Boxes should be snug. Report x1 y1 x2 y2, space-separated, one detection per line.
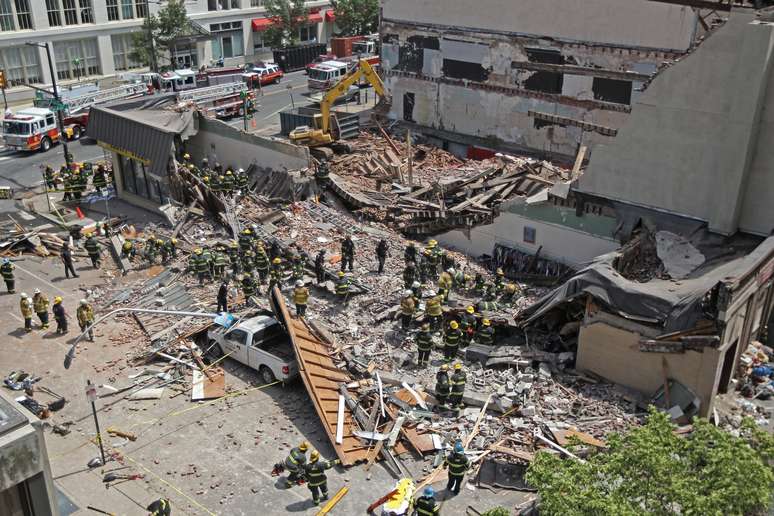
75 206 85 219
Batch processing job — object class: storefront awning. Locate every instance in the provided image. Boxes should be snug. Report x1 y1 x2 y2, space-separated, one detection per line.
251 18 273 31
307 12 323 24
325 10 335 22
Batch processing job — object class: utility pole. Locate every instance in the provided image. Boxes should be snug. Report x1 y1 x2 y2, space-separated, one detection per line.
27 42 71 169
241 90 248 131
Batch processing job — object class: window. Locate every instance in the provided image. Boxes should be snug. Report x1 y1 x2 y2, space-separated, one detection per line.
0 0 14 31
403 92 414 122
54 38 100 80
211 21 243 59
523 47 563 94
79 0 94 23
135 0 147 18
46 0 61 26
208 0 239 10
226 328 248 345
14 0 31 29
107 0 119 20
523 226 536 244
253 32 265 53
0 44 42 86
112 34 141 71
592 77 632 105
299 24 315 42
250 0 262 5
121 0 133 19
63 0 78 24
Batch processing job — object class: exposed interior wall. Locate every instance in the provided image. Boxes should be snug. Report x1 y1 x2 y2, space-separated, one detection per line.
437 198 619 266
382 0 697 51
187 117 310 174
579 13 774 235
577 316 722 417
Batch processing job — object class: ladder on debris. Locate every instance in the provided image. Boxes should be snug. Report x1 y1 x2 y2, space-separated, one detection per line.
177 82 245 104
304 201 353 232
59 83 149 113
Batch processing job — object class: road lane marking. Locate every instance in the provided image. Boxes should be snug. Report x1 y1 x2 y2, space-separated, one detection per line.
13 263 68 295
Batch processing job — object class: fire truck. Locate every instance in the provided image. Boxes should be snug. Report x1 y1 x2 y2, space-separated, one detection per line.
3 82 148 152
151 69 257 120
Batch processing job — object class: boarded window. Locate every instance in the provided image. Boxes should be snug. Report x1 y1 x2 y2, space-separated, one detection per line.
592 77 632 105
403 92 415 122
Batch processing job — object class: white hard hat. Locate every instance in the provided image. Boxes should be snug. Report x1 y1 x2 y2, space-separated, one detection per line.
20 292 28 298
34 288 41 294
412 282 420 288
238 168 244 173
404 289 412 296
80 299 88 305
295 280 303 287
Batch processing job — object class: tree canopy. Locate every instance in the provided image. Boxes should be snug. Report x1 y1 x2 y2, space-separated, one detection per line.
525 408 774 516
263 0 309 49
130 0 192 71
330 0 379 36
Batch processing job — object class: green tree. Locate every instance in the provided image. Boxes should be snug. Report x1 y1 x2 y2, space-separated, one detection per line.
525 408 774 516
481 508 510 516
330 0 379 36
263 0 309 49
130 0 192 71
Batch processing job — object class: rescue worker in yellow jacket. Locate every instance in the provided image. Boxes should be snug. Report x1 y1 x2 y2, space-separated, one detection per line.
293 280 310 317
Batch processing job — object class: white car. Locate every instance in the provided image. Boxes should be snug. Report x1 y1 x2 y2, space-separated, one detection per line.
206 313 298 384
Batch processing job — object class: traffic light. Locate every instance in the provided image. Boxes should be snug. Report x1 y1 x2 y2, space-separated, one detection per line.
0 70 6 89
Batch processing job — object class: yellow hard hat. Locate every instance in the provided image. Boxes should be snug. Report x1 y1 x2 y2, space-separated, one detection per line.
427 240 437 248
450 321 459 329
496 268 504 276
505 283 517 294
229 240 238 248
195 248 202 255
272 258 281 264
466 305 475 314
338 271 345 277
203 176 210 182
310 450 320 462
171 238 178 244
454 363 462 370
183 153 190 159
226 170 232 175
219 175 225 180
243 229 251 235
482 319 491 326
54 296 63 304
440 364 448 371
156 239 163 245
299 441 309 452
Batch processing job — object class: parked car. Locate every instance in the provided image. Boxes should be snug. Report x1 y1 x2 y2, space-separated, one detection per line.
206 312 298 384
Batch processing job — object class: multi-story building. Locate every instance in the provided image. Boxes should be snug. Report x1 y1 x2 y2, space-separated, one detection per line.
0 0 335 105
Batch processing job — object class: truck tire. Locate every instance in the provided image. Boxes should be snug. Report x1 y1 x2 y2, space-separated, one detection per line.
258 365 276 385
275 76 281 84
40 137 51 152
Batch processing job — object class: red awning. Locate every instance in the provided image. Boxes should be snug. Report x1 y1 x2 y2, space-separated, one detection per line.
325 10 335 22
251 18 273 31
307 12 323 24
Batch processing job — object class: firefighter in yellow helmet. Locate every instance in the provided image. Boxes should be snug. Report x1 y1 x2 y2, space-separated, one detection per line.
283 441 309 488
303 450 340 506
52 296 68 335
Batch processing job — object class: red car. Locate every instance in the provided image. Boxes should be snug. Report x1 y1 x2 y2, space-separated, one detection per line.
244 63 283 87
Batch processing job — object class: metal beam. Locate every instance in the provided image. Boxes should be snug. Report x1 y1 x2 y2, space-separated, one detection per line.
646 0 733 12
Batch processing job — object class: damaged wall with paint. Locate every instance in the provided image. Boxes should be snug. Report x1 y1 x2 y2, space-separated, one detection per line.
381 0 698 159
437 196 620 267
579 12 774 236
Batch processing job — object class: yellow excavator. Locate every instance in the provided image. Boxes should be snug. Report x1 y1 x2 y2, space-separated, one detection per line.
289 59 387 157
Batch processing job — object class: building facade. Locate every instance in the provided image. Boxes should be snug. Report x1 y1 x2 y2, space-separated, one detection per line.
0 0 335 104
380 0 702 161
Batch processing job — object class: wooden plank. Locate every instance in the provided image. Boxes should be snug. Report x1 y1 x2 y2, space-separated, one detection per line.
191 368 226 401
571 145 587 177
549 429 606 448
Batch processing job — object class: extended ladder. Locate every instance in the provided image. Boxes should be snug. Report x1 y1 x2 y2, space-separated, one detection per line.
62 82 149 113
177 82 245 104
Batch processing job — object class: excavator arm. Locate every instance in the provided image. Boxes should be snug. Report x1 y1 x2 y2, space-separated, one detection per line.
319 59 387 135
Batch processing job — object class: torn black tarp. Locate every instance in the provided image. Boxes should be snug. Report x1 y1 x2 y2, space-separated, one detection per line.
520 235 774 331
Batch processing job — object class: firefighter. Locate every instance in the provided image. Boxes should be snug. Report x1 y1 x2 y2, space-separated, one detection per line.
217 281 229 313
201 245 214 276
143 238 158 265
52 296 67 334
404 242 417 264
438 268 453 303
472 273 486 296
303 450 340 506
92 164 108 190
161 238 177 263
314 250 326 284
121 239 136 260
314 159 330 188
500 283 519 305
415 487 440 516
72 169 85 200
241 248 256 277
76 299 95 341
291 255 305 282
416 323 433 368
418 251 430 284
476 319 495 346
425 293 443 332
269 257 283 291
227 240 241 274
61 242 79 278
284 441 309 488
255 244 270 284
443 321 461 363
375 238 389 274
411 281 422 301
213 247 229 279
449 363 466 409
1 258 15 293
222 169 236 196
435 364 451 408
194 248 209 284
146 498 171 516
293 280 309 317
84 234 101 268
44 165 58 191
425 240 440 279
341 236 355 272
494 267 506 293
444 441 469 496
61 166 73 201
335 271 349 304
236 168 248 191
239 228 253 253
399 289 415 331
460 305 477 347
403 262 416 290
200 158 210 175
19 293 33 332
182 152 191 165
242 274 256 304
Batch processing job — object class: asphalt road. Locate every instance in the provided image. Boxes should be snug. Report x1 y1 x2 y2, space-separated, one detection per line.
0 70 316 191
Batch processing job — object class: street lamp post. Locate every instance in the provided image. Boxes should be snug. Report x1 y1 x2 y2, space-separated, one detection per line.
27 42 71 169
